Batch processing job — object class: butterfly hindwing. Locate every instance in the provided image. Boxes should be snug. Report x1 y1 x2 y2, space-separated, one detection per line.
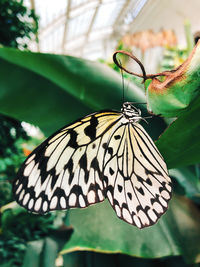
103 122 172 228
13 111 121 214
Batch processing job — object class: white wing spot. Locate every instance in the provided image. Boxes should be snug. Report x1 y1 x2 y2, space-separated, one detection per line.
138 210 149 225
48 132 65 144
23 193 30 205
60 196 67 209
115 205 121 217
79 195 86 207
69 193 76 206
50 196 58 209
107 191 113 205
159 197 167 207
133 215 142 228
27 163 40 189
26 154 35 164
43 201 48 212
153 202 163 213
122 208 132 224
28 199 34 209
165 184 171 192
34 197 42 211
24 160 35 176
147 209 157 222
87 191 95 204
15 180 19 185
98 190 104 201
16 184 22 194
19 189 25 201
161 190 170 200
46 137 69 171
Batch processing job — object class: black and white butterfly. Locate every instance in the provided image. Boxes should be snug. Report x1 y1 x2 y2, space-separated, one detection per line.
13 102 172 229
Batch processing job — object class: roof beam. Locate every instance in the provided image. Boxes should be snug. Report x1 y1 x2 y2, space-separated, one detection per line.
79 0 102 57
62 0 71 53
112 0 130 35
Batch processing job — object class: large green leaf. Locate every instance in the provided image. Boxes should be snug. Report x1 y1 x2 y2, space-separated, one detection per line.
169 167 200 200
0 47 199 168
156 95 200 168
0 47 145 136
62 196 200 263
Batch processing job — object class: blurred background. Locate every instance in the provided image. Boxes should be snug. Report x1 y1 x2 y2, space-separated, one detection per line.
0 0 200 266
24 0 199 59
2 0 200 70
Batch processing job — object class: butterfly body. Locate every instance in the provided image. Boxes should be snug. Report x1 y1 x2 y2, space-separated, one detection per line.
13 103 171 228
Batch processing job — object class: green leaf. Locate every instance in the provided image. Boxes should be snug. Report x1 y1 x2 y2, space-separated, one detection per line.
156 95 200 168
61 196 200 264
169 167 200 200
0 47 145 136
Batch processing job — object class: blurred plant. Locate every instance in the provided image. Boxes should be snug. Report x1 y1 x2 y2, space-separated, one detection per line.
0 204 69 266
0 117 68 266
0 236 27 267
160 20 195 71
160 47 188 71
0 115 29 207
0 2 70 266
0 0 39 204
0 0 39 49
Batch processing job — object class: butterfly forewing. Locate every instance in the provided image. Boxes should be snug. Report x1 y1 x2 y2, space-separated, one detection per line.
13 111 121 213
13 109 172 228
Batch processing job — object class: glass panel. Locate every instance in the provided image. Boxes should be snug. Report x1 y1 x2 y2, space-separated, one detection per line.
34 0 67 28
92 0 125 29
67 9 95 39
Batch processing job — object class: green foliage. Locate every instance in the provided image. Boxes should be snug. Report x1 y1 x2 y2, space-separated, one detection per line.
0 204 70 266
0 47 199 266
160 47 188 71
2 207 56 239
0 46 146 135
62 196 200 264
0 236 26 267
0 0 39 49
0 114 29 207
156 95 200 168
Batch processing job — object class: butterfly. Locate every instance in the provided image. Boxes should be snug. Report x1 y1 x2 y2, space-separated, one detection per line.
13 102 172 229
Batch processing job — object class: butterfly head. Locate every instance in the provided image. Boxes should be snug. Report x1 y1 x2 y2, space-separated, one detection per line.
121 102 142 123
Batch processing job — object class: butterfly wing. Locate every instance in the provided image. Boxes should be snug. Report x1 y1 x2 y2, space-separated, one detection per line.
13 110 171 228
103 121 172 228
13 111 122 214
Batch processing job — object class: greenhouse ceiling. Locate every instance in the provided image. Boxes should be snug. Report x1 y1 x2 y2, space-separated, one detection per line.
26 0 200 60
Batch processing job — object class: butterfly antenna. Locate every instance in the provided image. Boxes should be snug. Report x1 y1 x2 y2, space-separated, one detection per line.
119 59 125 103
